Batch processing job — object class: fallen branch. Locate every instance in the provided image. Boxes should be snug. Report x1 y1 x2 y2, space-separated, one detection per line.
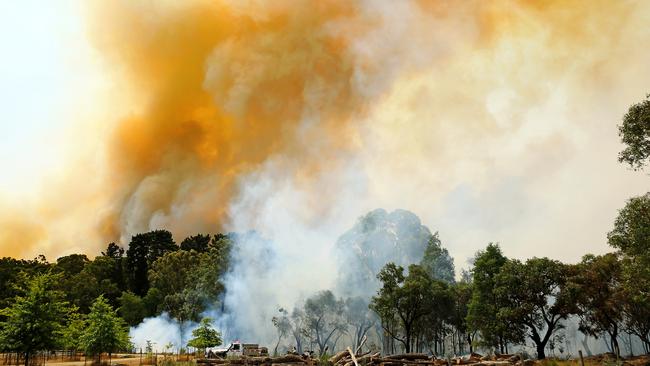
347 347 359 366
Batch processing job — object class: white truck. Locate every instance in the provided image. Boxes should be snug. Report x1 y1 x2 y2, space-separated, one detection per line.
206 341 269 358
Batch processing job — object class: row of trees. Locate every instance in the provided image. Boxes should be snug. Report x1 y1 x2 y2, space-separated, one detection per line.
0 272 130 366
369 202 650 359
0 231 231 323
0 231 232 363
368 94 650 359
270 235 459 357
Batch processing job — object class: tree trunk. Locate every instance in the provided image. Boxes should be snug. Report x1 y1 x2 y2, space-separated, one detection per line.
536 343 546 360
274 336 281 356
405 328 411 353
581 334 592 356
24 352 29 366
179 320 185 352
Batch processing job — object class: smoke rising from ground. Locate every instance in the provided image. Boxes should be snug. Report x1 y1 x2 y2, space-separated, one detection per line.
1 0 650 347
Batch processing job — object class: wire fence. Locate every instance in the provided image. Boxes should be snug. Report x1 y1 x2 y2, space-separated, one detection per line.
0 351 195 366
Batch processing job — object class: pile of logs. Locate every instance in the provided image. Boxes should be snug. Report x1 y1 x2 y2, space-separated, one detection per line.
197 354 313 366
197 344 537 366
197 351 535 366
329 349 443 366
329 349 535 366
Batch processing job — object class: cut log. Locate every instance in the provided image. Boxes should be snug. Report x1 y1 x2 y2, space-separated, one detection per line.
270 355 307 364
385 354 429 361
330 350 350 364
196 360 229 365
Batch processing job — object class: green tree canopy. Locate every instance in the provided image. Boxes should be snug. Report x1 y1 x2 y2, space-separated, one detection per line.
303 290 347 354
118 291 147 326
494 257 571 359
467 243 522 353
148 248 226 348
80 296 130 360
371 263 437 353
187 317 222 352
608 193 650 258
567 253 625 358
618 94 650 170
420 233 455 284
61 308 86 352
0 257 50 311
0 272 70 366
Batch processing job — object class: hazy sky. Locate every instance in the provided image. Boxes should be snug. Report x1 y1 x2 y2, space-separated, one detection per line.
0 1 648 273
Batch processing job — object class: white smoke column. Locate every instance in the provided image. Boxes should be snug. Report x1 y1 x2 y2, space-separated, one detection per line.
129 313 198 353
217 157 370 344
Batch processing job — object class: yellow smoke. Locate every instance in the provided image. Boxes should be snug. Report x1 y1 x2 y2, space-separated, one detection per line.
1 0 649 260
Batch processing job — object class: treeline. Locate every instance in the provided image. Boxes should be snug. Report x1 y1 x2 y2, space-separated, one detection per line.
268 208 649 360
268 95 650 360
370 233 650 359
0 231 233 364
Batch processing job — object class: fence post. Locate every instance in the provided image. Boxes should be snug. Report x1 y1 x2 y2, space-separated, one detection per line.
578 350 585 366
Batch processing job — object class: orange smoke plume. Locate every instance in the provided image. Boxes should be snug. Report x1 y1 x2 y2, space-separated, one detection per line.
1 0 649 259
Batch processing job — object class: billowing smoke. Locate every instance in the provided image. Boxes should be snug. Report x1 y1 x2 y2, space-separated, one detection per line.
1 0 650 351
130 313 198 353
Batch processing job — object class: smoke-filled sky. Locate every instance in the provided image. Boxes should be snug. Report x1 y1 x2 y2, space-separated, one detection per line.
1 0 649 272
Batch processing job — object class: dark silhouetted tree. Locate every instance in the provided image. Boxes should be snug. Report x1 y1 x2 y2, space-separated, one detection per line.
126 230 177 296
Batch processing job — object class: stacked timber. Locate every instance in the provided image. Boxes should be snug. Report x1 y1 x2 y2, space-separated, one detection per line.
198 350 536 366
329 348 445 366
197 354 313 366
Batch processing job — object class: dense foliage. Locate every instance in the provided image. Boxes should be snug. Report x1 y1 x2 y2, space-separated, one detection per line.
618 94 650 170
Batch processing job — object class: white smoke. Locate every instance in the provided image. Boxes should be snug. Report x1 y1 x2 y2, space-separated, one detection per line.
129 313 198 353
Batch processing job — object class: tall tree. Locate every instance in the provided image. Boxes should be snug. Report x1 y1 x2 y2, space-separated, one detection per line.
418 279 454 356
618 94 650 170
620 257 650 353
607 193 650 352
568 254 625 358
272 308 292 356
371 263 435 353
303 290 347 355
495 258 571 359
148 249 225 348
126 230 178 296
467 243 522 353
450 280 474 354
0 272 70 366
81 296 130 363
420 233 455 284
